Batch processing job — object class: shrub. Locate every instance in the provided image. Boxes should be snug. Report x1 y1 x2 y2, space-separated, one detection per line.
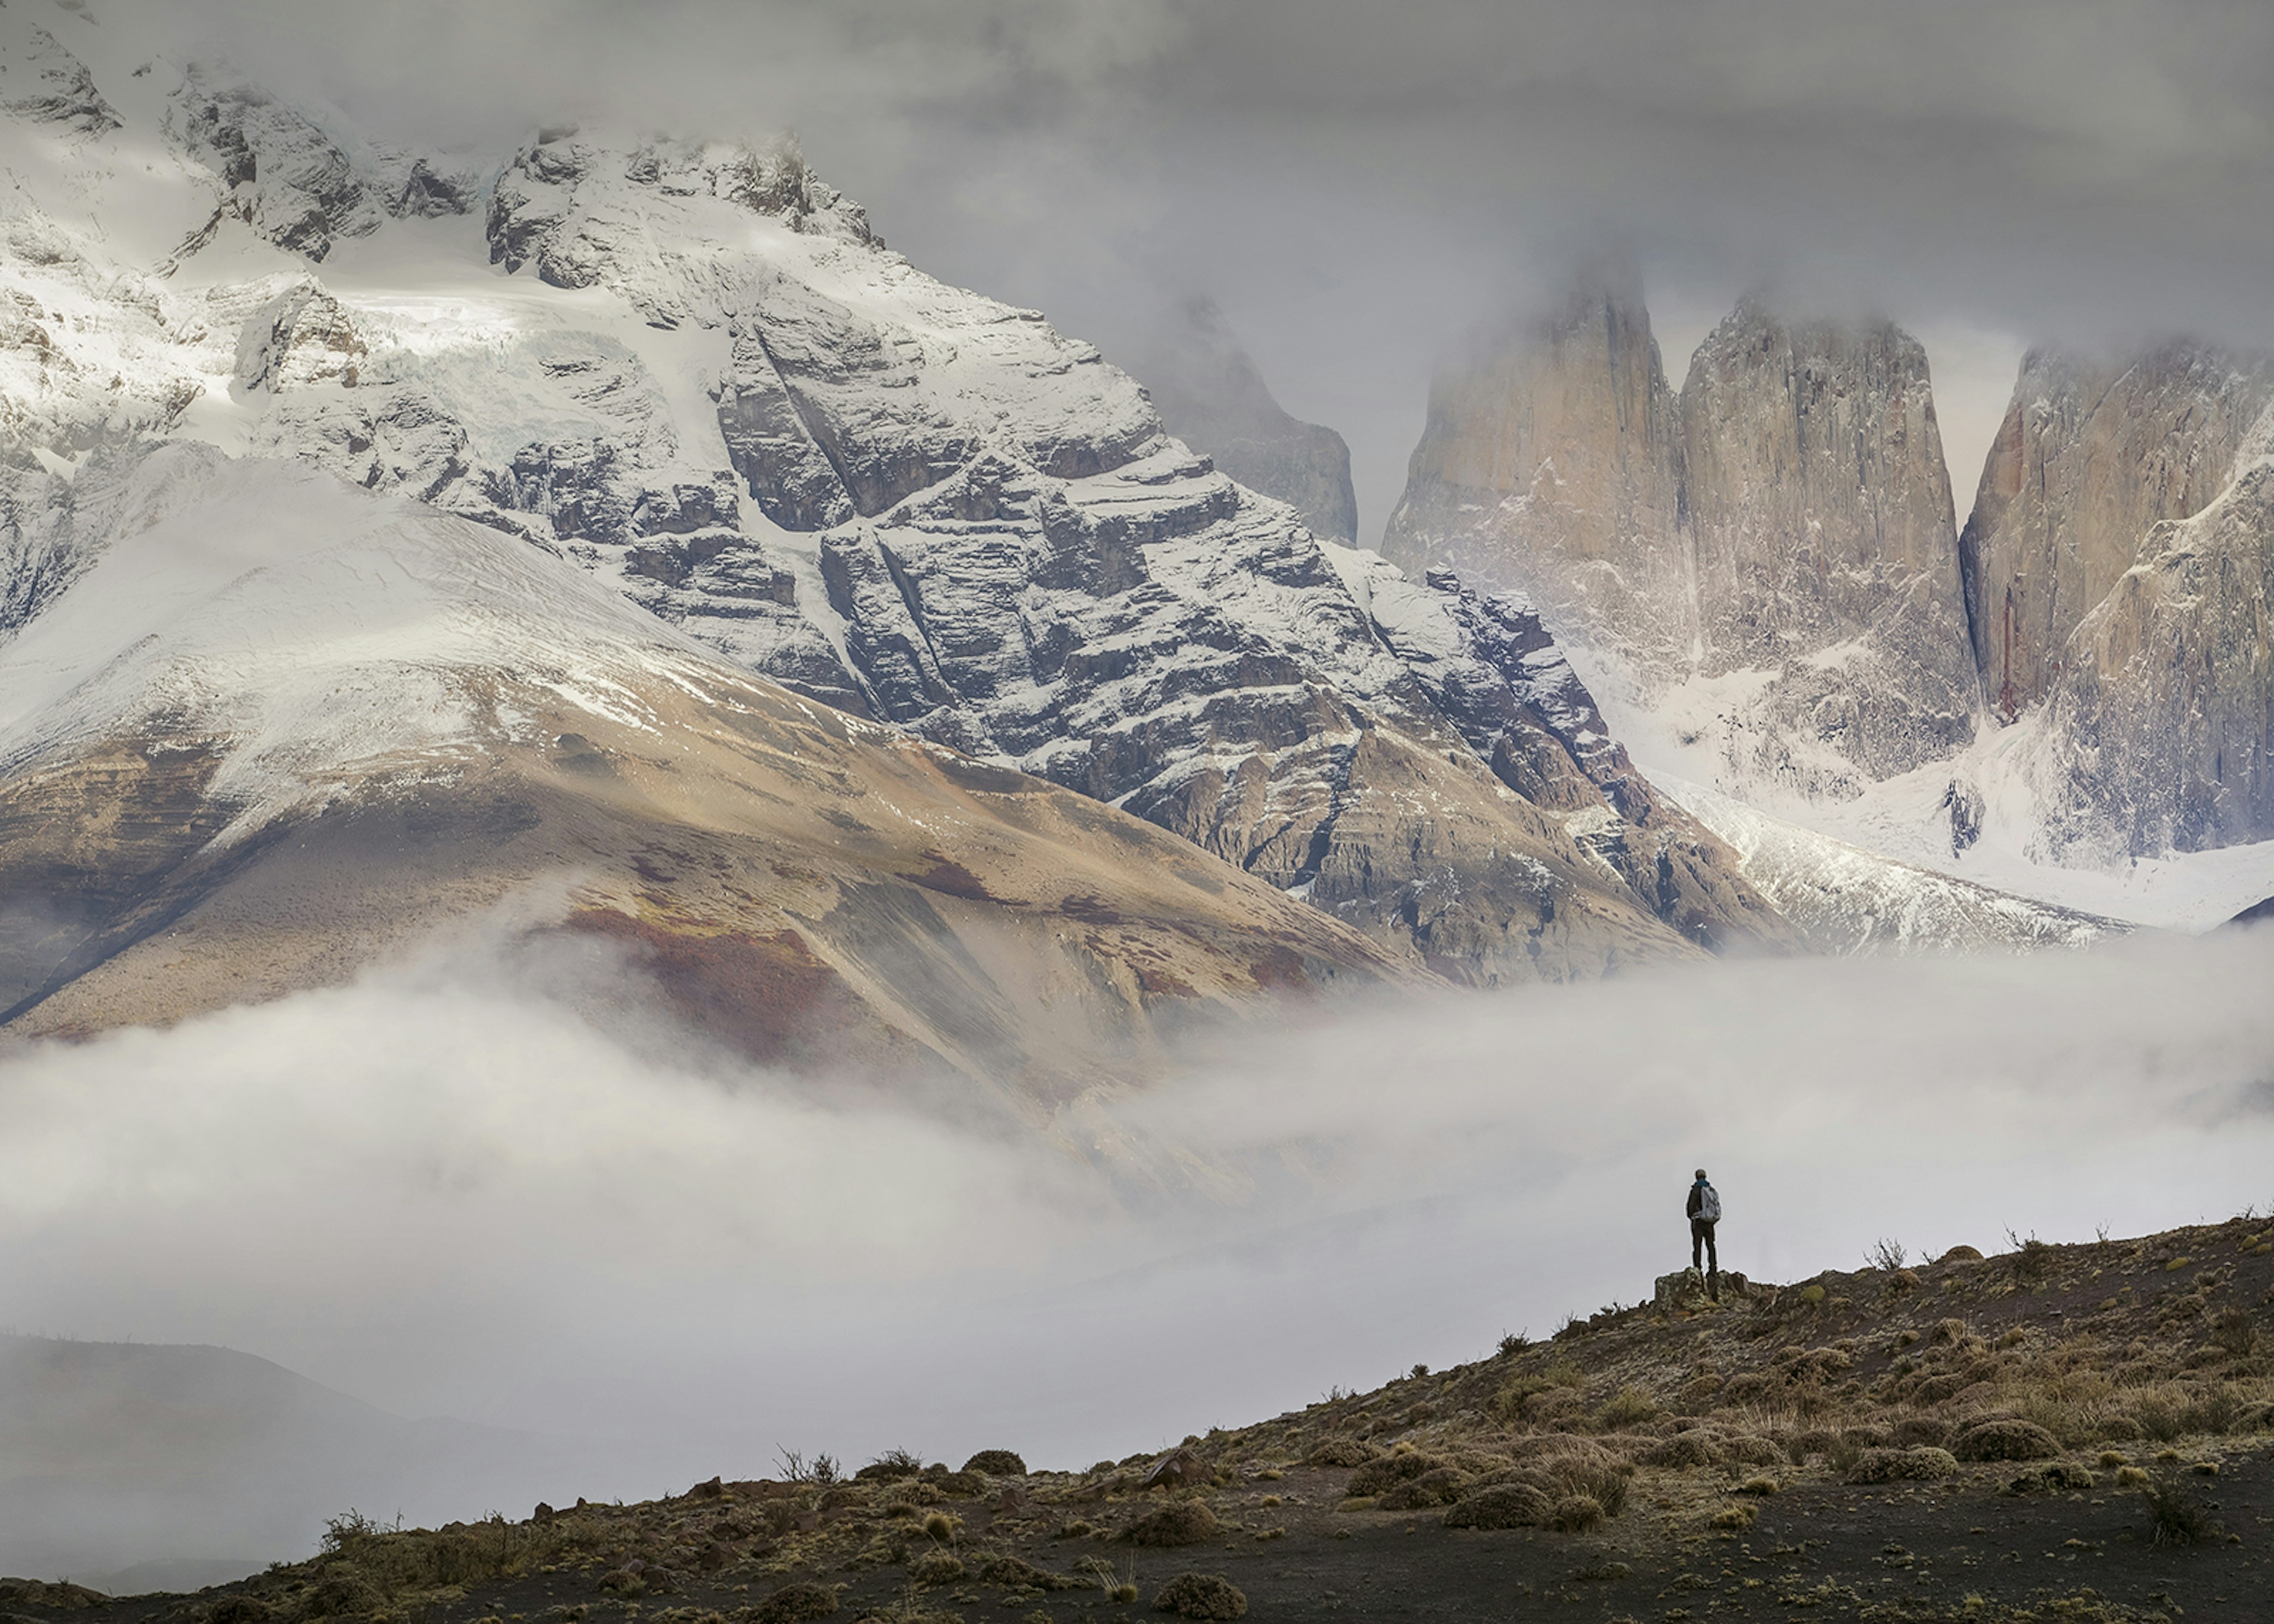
2116 1465 2150 1487
1867 1239 1909 1271
1892 1418 1951 1448
1376 1468 1472 1511
1151 1572 1246 1620
1347 1453 1444 1498
921 1512 961 1543
908 1550 965 1587
2210 1308 2259 1358
1711 1502 1758 1531
1304 1437 1380 1469
1442 1483 1550 1530
1565 1462 1630 1517
2143 1479 2220 1546
1642 1432 1718 1469
1737 1477 1779 1497
1950 1420 2061 1462
2002 1463 2094 1495
1498 1332 1528 1356
973 1557 1078 1592
1848 1447 1958 1484
751 1584 839 1624
857 1451 924 1482
1549 1494 1604 1533
1594 1387 1660 1430
963 1451 1027 1477
1123 1500 1220 1548
1937 1245 1983 1263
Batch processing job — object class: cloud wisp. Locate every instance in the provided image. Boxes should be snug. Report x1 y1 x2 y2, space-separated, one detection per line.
4 925 2272 1547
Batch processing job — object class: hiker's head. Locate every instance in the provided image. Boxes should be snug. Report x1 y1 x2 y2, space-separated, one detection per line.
1694 1168 1708 1181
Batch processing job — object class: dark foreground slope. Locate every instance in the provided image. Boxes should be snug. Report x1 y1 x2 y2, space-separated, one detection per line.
20 1219 2274 1622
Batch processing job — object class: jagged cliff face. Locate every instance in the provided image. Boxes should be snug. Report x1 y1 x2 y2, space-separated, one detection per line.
1959 344 2274 718
0 13 1795 991
1383 274 1976 795
1679 303 1977 781
2038 406 2274 858
1382 275 1693 672
1122 299 1358 544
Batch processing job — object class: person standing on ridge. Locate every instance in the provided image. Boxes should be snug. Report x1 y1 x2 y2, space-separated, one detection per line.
1687 1169 1721 1300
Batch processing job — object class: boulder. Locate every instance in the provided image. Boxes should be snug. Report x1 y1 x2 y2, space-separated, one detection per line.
1654 1268 1711 1311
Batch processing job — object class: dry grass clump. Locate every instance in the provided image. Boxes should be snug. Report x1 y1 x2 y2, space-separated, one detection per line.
1847 1447 1958 1484
2142 1478 2221 1546
905 1551 963 1588
1949 1419 2061 1462
972 1557 1078 1593
1375 1467 1472 1511
1592 1385 1660 1430
1121 1500 1220 1548
857 1451 924 1482
1302 1438 1380 1469
751 1583 841 1624
1346 1452 1445 1497
920 1512 961 1543
1710 1501 1758 1531
1549 1494 1604 1533
1440 1483 1552 1530
961 1451 1027 1476
2001 1462 2095 1496
1150 1572 1247 1620
1641 1432 1719 1469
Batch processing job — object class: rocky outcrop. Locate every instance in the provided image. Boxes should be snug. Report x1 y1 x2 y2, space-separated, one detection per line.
1959 343 2274 719
1679 301 1977 782
1382 266 1692 671
1384 273 1978 794
2039 406 2274 857
1124 299 1358 542
233 281 367 393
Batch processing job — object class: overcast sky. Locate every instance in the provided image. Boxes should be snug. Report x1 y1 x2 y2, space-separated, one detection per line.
124 0 2274 539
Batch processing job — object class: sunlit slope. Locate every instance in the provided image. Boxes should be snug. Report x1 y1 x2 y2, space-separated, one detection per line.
0 450 1412 1097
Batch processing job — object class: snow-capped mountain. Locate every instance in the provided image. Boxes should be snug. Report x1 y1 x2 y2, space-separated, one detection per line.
1379 257 2274 912
0 5 1794 1007
0 446 1417 1090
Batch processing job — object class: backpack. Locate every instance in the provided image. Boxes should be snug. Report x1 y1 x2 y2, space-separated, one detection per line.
1695 1181 1721 1224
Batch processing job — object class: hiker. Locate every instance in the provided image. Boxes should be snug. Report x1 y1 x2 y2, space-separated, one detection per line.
1687 1168 1721 1300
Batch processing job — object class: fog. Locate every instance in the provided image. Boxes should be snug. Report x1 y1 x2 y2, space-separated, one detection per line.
5 927 2273 1570
89 0 2274 539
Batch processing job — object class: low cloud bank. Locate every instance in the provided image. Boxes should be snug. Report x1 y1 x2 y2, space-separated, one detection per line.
2 929 2271 1571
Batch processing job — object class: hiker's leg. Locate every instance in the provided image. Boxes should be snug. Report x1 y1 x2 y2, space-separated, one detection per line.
1705 1224 1720 1296
1691 1219 1704 1271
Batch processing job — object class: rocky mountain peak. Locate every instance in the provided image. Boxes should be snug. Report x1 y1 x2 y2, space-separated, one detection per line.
1119 297 1358 543
1380 256 1692 671
1958 340 2274 721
